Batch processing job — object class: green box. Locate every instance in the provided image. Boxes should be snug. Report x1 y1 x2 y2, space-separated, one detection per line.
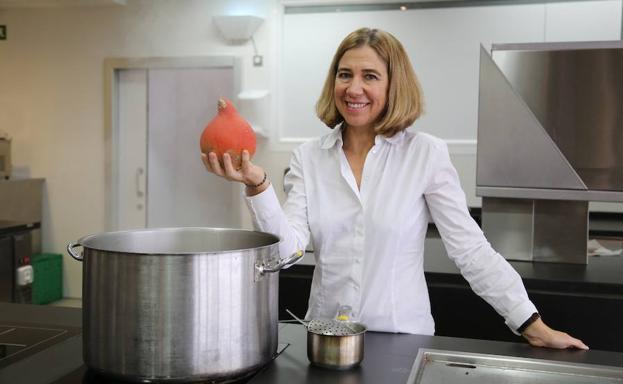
32 253 63 305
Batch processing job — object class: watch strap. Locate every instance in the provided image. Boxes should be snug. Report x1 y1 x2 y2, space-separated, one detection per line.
517 312 540 334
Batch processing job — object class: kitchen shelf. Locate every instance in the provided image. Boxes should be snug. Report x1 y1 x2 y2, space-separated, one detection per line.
237 90 270 138
237 90 269 100
252 126 268 138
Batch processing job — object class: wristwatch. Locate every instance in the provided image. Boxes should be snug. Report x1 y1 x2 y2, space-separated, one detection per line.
517 312 540 334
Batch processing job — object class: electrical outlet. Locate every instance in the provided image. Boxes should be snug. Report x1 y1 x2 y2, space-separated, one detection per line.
253 55 263 67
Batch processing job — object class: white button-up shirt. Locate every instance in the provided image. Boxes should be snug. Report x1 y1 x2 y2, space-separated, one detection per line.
245 127 536 335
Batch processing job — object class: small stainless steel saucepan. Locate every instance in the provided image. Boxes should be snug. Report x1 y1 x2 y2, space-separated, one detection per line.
286 309 367 370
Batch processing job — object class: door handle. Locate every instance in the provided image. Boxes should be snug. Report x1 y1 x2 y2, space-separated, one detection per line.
136 167 144 197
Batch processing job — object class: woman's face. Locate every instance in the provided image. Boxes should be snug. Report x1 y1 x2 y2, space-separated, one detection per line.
334 45 389 132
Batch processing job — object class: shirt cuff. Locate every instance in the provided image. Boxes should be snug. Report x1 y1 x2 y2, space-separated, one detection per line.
243 184 281 227
505 300 539 336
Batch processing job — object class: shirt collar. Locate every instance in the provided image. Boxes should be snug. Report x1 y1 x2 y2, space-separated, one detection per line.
319 124 406 150
319 124 344 149
378 129 406 145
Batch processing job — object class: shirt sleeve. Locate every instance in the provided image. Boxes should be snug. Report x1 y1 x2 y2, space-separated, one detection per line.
244 147 310 264
423 140 537 335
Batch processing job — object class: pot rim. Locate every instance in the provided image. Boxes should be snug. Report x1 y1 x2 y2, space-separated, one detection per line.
75 226 281 256
307 322 368 337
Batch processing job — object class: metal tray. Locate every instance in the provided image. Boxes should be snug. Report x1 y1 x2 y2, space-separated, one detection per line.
407 349 623 384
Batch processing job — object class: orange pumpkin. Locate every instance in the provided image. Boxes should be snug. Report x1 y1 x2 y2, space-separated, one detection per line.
200 98 256 169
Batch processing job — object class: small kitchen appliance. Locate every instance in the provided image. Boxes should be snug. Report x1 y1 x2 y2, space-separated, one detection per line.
0 221 36 304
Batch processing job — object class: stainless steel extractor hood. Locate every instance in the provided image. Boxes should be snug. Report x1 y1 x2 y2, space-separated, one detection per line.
476 41 623 264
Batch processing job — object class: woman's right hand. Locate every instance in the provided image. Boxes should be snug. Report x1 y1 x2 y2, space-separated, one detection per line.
201 150 269 195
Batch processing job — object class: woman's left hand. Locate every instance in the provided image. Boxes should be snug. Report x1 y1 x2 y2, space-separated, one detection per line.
522 318 589 350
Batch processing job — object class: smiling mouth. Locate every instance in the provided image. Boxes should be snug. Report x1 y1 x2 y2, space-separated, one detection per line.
346 102 369 110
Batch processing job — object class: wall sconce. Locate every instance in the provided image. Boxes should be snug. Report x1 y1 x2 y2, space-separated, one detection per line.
213 15 264 44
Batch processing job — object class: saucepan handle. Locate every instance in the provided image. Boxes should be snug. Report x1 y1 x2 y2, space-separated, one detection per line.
67 242 84 261
257 250 304 276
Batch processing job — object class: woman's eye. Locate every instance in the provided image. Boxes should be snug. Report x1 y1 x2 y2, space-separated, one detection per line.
337 72 351 79
365 74 378 80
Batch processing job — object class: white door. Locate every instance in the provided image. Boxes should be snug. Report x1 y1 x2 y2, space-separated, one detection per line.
117 69 148 229
115 65 242 230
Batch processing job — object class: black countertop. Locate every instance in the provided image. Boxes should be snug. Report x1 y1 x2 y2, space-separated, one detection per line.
251 323 623 384
0 219 40 234
2 303 623 384
0 303 82 384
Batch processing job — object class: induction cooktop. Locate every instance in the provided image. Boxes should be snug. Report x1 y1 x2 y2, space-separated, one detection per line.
0 322 81 369
53 366 257 384
51 343 290 384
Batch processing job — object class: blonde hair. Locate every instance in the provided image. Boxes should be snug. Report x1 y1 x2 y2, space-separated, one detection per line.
316 28 424 136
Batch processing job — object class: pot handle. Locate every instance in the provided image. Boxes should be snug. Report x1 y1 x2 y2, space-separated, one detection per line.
257 250 304 275
67 242 84 262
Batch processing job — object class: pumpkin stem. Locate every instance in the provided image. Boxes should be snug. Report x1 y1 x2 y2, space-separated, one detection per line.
217 98 227 112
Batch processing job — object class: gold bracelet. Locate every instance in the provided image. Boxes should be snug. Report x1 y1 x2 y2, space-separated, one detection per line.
245 171 267 188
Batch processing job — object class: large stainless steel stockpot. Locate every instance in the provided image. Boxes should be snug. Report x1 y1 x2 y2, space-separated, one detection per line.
67 227 301 383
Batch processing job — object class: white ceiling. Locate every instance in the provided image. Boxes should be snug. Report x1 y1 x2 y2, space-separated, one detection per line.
281 0 462 5
0 0 126 8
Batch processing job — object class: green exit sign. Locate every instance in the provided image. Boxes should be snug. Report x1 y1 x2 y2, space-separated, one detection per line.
0 26 6 40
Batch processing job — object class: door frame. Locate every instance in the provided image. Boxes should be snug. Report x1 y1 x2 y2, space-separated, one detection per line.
103 56 241 230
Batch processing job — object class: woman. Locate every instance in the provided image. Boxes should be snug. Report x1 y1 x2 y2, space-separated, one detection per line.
202 28 588 349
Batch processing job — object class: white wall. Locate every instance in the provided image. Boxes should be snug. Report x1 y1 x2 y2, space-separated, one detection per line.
0 0 278 298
